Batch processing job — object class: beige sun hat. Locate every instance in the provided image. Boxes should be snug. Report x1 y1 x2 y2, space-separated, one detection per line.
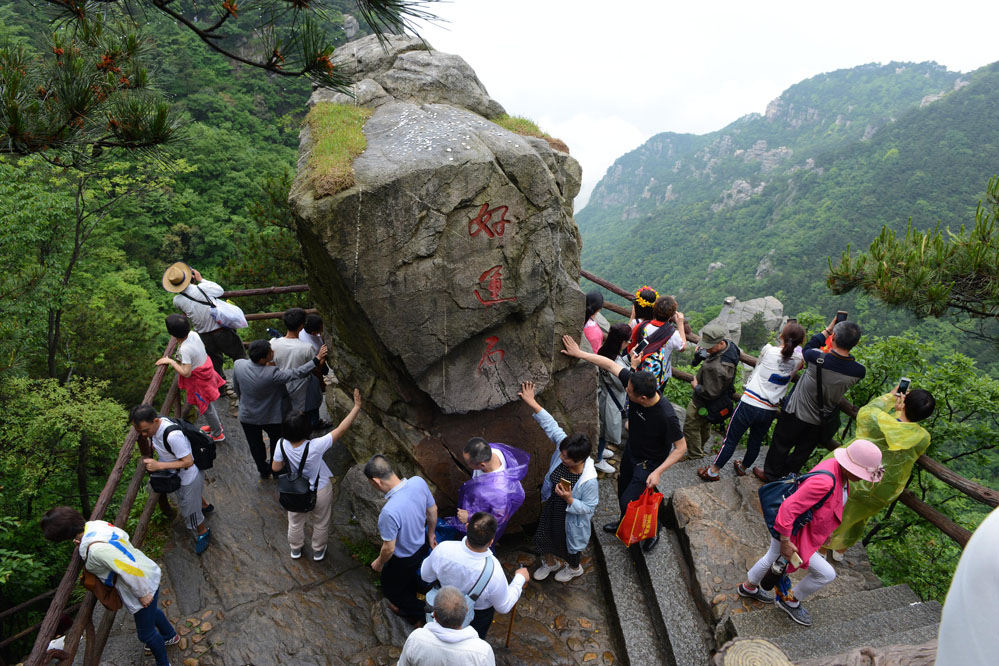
162 262 193 293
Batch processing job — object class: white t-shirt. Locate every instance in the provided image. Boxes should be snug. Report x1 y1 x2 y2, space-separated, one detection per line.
152 418 199 486
172 281 224 334
471 448 507 478
298 330 323 354
273 433 335 491
741 343 804 411
270 337 317 410
178 331 208 369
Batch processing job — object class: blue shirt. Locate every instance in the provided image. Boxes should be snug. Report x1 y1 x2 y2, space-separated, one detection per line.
379 477 435 557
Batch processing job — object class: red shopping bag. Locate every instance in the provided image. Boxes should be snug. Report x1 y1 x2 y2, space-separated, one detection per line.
616 487 663 546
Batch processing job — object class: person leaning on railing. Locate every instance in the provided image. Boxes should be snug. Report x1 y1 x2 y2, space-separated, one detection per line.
41 507 180 666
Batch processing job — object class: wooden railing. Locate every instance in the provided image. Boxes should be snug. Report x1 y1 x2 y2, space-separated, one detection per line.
580 270 996 548
17 294 303 666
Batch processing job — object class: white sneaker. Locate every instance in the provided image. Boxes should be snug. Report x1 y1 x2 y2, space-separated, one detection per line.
290 547 302 559
534 560 561 581
594 459 616 474
602 449 614 459
554 564 585 583
313 545 327 561
830 549 845 563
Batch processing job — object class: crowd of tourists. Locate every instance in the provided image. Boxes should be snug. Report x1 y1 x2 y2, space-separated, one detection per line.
40 266 992 665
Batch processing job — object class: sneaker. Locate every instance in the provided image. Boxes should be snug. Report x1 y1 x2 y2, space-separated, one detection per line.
195 529 211 555
533 560 561 581
776 596 812 626
830 549 845 563
554 564 585 583
201 504 215 515
602 449 614 460
199 425 225 442
313 545 328 561
594 459 616 474
290 547 303 560
164 634 181 647
737 583 774 603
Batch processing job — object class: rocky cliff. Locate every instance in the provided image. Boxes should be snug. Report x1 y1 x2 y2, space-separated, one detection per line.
289 35 595 526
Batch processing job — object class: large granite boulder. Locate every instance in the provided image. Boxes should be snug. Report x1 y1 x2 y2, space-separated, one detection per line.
291 35 595 527
707 295 784 345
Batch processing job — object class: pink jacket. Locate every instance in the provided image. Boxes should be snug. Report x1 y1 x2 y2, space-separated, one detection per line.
178 357 226 415
774 457 847 571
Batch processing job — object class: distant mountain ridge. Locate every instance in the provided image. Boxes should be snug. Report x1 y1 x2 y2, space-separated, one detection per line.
577 61 997 328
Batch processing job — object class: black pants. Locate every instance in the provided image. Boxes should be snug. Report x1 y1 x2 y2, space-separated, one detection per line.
762 410 823 481
616 446 665 526
382 541 431 619
471 607 495 639
200 327 246 379
240 422 281 476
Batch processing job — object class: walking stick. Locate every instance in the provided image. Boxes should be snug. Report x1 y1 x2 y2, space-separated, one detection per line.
505 603 517 648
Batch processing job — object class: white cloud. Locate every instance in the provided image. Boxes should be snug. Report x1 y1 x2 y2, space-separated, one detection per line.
413 0 999 209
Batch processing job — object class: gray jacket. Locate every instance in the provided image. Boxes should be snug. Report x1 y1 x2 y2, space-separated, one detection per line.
231 357 318 425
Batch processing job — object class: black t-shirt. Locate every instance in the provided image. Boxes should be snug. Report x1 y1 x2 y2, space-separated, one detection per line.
618 367 684 464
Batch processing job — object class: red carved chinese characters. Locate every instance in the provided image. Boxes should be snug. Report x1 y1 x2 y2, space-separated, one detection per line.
467 203 512 239
474 265 517 307
477 336 505 374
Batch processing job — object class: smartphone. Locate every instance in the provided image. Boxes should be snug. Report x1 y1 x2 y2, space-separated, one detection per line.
898 377 911 395
790 552 803 568
633 338 649 355
835 310 848 324
557 479 571 493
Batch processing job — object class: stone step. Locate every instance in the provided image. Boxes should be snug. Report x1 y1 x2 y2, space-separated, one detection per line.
633 528 714 666
738 597 942 663
592 478 673 666
726 584 921 640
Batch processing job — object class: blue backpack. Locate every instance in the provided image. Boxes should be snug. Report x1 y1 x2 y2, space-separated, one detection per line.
758 470 836 540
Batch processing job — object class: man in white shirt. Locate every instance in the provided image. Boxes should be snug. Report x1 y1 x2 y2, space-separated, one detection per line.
421 512 528 639
163 263 246 386
398 586 495 666
270 308 325 428
130 405 213 554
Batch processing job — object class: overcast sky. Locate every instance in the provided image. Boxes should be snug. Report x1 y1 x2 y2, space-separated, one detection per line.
416 1 999 208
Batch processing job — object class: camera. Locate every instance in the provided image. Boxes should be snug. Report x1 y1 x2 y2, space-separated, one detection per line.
691 348 709 367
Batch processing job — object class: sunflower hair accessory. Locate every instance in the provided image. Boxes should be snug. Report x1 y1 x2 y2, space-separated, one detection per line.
634 286 658 309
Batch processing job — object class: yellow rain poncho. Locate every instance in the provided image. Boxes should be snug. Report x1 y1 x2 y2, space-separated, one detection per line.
825 392 931 551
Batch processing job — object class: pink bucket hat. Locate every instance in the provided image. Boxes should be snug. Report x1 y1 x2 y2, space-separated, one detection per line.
833 439 885 482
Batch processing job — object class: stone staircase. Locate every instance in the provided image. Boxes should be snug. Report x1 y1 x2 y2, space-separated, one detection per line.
591 445 942 665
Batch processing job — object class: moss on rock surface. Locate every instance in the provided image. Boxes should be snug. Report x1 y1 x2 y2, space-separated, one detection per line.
491 113 570 153
304 102 373 196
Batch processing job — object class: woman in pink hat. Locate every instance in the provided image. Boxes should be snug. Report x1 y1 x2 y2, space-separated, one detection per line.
737 439 884 626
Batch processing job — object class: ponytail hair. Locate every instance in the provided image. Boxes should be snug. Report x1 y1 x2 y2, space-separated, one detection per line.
585 291 604 323
779 322 805 360
599 323 632 359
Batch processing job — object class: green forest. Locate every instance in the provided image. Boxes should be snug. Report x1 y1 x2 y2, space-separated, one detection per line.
0 0 330 655
2 1 998 660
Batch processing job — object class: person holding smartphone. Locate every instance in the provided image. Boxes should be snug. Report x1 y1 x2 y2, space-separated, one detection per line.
820 382 936 561
519 381 599 583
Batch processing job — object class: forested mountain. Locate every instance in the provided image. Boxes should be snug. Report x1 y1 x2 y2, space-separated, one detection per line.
578 60 999 345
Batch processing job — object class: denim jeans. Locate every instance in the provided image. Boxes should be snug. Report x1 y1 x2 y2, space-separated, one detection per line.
712 401 777 470
132 589 176 666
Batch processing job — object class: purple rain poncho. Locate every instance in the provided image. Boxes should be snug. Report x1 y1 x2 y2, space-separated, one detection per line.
440 442 530 542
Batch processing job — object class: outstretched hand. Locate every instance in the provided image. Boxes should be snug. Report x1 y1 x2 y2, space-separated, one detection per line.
352 387 362 409
518 381 536 402
561 334 583 358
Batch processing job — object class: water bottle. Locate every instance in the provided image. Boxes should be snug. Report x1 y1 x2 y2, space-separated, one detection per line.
759 555 788 591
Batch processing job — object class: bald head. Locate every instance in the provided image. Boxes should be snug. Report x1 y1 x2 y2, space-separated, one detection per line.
433 586 468 629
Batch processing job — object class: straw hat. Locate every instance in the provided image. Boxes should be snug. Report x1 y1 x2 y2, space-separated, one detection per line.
162 262 193 293
833 439 884 482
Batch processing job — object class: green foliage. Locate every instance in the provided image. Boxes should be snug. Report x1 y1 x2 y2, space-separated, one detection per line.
304 102 372 196
491 113 568 151
739 312 769 352
829 175 999 342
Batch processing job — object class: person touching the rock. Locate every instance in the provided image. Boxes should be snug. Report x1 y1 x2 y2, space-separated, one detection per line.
42 507 180 666
595 323 633 473
366 454 437 623
561 334 687 553
519 381 599 583
271 389 362 561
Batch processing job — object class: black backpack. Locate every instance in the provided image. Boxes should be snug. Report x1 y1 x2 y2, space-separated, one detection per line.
162 418 217 470
277 440 318 513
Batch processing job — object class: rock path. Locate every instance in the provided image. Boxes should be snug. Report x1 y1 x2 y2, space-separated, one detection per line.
90 405 622 666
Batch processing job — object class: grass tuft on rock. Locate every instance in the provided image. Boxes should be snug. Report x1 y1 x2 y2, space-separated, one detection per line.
305 103 373 197
491 114 570 153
